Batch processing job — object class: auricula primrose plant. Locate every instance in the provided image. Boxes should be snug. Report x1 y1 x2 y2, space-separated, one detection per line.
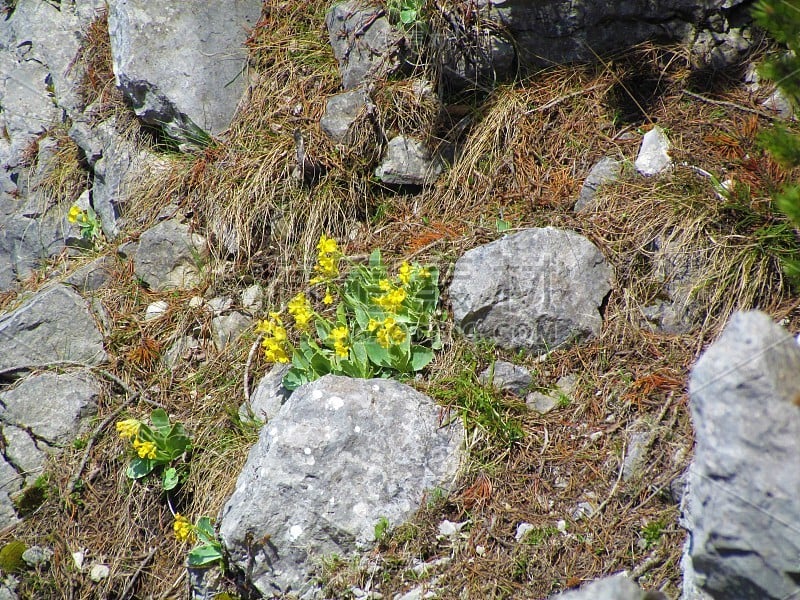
116 409 191 491
173 514 224 568
257 235 441 390
67 203 103 241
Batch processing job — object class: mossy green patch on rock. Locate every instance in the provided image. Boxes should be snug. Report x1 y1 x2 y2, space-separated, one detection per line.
0 540 27 573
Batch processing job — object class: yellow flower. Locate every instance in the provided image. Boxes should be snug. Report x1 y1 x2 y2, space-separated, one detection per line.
115 418 141 440
317 234 339 255
417 266 431 279
68 205 83 224
367 318 380 332
173 514 195 543
310 235 341 284
288 293 313 330
132 438 157 460
398 262 412 286
374 286 407 313
329 326 349 357
376 317 406 348
378 279 392 291
323 288 334 305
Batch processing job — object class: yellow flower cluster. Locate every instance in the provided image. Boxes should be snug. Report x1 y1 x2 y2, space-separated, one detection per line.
369 317 406 348
133 438 157 460
310 234 341 285
374 284 407 313
256 313 290 363
115 418 141 440
67 204 87 224
288 293 313 331
398 262 412 286
173 514 195 543
329 326 349 357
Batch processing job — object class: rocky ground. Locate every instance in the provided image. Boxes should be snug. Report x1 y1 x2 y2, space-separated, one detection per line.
0 1 799 599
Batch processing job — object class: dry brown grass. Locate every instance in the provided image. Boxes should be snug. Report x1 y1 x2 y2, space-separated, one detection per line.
3 5 800 600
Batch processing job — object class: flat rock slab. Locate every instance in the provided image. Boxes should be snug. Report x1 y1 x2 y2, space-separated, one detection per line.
450 228 612 353
108 0 261 145
0 284 107 374
374 136 443 186
683 311 800 599
0 370 100 527
220 375 463 597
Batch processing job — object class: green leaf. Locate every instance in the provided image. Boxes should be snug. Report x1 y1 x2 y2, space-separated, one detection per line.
411 346 434 371
283 368 308 391
162 467 179 490
149 409 171 435
365 341 392 368
496 218 511 232
195 516 216 541
187 544 223 567
400 8 417 23
126 457 154 479
369 248 382 267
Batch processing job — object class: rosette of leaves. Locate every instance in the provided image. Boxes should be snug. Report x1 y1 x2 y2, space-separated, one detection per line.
283 249 441 389
125 409 191 491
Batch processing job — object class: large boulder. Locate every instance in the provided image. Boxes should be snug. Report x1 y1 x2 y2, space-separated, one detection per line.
220 375 463 597
0 284 107 375
0 370 101 528
107 0 262 147
450 228 612 353
683 311 800 599
479 0 754 69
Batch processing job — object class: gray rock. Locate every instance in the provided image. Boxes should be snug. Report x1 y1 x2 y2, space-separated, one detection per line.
761 89 796 121
321 89 369 142
326 2 404 89
439 29 516 93
128 220 206 291
635 127 672 176
21 546 52 568
240 363 291 423
478 361 531 396
2 425 45 486
0 575 18 600
526 391 559 414
107 0 261 147
0 284 107 374
690 26 754 71
70 117 161 239
574 157 623 213
0 456 22 529
64 256 114 292
241 284 263 313
683 311 800 600
0 371 100 446
480 1 752 71
210 312 251 352
549 574 650 599
220 375 463 596
450 228 612 353
374 136 443 186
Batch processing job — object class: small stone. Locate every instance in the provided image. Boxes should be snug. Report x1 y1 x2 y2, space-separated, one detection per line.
189 296 204 308
526 392 558 414
515 522 534 542
374 136 442 186
206 296 232 315
478 361 531 396
21 546 52 567
241 285 263 312
570 501 596 520
556 520 567 533
437 519 468 540
635 126 672 176
145 300 169 321
72 550 85 570
761 89 795 120
89 564 109 582
475 545 486 556
574 157 622 213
